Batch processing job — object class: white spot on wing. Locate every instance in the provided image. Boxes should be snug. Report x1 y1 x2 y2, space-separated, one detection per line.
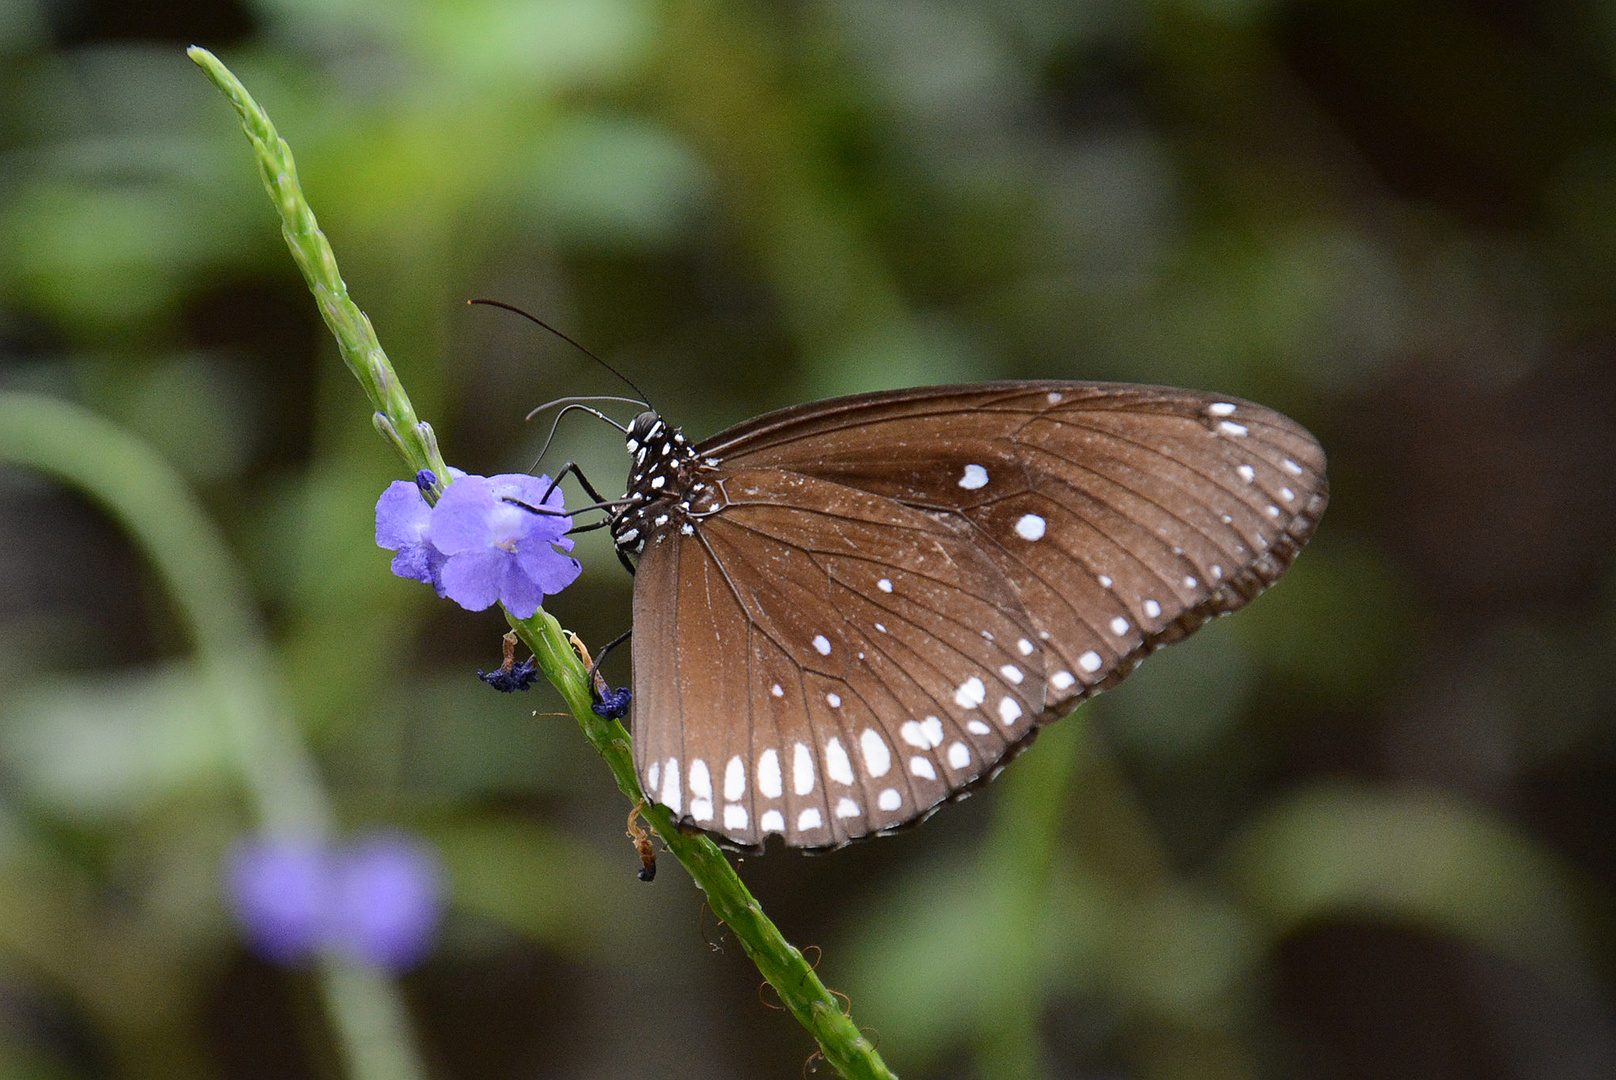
1208 402 1237 416
1143 599 1162 618
1014 514 1047 541
861 729 892 777
910 756 936 779
647 761 660 792
825 738 854 785
835 798 860 819
901 718 945 749
812 635 832 656
689 759 712 800
959 463 989 490
826 692 842 708
1110 616 1129 636
758 749 782 799
948 742 971 768
967 719 991 735
725 756 745 801
1098 574 1113 588
793 742 816 795
998 697 1023 725
1283 458 1303 475
690 798 713 822
1184 575 1198 588
723 805 748 830
877 788 901 811
1017 638 1034 656
1047 391 1063 403
661 758 681 815
770 683 784 697
999 664 1024 684
1079 651 1103 673
1237 464 1256 483
1051 670 1075 691
761 808 784 833
796 808 821 831
1217 420 1249 437
954 676 987 708
877 578 893 592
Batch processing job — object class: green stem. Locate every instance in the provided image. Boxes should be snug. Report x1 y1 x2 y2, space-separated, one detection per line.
189 43 898 1080
0 393 426 1080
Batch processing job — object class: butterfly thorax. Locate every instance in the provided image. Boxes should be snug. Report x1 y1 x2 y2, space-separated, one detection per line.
610 410 721 558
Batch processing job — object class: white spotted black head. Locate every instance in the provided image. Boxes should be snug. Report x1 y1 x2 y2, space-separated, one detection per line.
610 411 702 557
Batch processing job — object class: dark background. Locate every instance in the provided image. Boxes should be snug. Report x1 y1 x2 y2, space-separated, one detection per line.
1 1 1613 1078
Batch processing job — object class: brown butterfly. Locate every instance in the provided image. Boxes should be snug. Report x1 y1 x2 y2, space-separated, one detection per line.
594 381 1326 850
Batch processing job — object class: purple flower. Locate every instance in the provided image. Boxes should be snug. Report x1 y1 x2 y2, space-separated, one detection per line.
375 471 581 619
225 832 445 971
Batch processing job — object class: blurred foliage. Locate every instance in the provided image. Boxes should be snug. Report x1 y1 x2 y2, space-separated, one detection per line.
1 1 1615 1078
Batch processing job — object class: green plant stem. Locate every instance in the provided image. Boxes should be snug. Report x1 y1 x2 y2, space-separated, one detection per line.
0 392 426 1080
190 44 898 1080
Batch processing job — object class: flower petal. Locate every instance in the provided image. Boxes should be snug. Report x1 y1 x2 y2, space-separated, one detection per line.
516 539 582 596
375 481 431 551
438 548 506 611
428 475 499 554
497 558 547 619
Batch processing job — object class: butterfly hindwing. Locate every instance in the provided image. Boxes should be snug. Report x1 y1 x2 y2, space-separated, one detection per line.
631 470 1047 849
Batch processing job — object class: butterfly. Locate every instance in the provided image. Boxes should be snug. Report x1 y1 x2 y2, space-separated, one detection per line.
594 381 1326 851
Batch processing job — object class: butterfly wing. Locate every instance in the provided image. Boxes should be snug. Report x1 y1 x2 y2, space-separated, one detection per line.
631 381 1326 849
631 468 1048 849
701 381 1328 718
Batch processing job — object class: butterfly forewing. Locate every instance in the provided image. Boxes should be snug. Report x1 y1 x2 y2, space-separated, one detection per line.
621 381 1327 850
704 382 1326 715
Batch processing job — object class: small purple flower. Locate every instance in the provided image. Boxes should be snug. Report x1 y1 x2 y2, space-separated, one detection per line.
375 471 581 620
225 832 445 972
428 474 581 619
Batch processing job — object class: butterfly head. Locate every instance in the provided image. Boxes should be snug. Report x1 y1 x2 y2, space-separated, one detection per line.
610 410 710 557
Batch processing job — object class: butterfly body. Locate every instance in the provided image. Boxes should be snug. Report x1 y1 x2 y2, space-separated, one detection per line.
609 381 1327 851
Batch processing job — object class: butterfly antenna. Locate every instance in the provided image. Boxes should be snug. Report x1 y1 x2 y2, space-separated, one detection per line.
525 394 648 422
469 298 652 405
531 402 626 469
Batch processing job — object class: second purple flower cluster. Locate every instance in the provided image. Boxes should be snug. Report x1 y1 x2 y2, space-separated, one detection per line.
225 832 443 971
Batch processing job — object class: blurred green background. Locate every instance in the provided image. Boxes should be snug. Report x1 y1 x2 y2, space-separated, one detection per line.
2 0 1614 1078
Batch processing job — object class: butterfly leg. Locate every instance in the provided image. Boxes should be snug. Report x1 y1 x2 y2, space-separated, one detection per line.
542 460 611 508
587 628 632 687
